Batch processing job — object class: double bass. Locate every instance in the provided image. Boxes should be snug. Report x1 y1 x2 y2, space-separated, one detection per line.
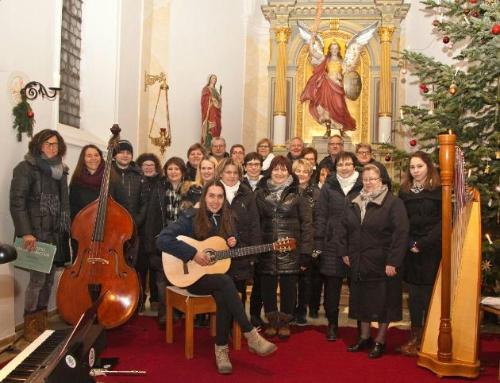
57 125 140 328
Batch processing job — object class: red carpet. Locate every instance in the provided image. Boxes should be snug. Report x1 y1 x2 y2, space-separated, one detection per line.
99 316 499 383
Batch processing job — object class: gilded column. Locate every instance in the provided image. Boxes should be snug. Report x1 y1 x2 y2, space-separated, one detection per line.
273 26 290 146
377 25 395 143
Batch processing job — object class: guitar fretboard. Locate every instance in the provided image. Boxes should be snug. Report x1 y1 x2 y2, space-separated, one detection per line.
214 243 275 261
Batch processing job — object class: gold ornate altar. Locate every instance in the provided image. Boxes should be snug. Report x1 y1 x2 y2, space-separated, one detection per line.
262 0 410 145
295 20 372 144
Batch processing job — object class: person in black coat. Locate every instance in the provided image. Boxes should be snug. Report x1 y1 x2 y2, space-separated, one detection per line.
135 152 163 310
317 135 344 173
291 159 320 326
339 164 409 359
255 155 313 339
218 158 261 307
185 143 206 181
315 152 362 341
398 151 441 356
144 156 190 324
156 180 276 374
10 129 71 340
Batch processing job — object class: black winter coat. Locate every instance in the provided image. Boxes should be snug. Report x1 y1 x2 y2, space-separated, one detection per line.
255 176 313 275
112 162 146 227
10 155 71 265
226 182 261 280
338 191 409 281
399 187 442 285
315 173 363 277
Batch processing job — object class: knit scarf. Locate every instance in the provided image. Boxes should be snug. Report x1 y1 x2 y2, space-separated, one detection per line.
221 181 240 205
337 171 359 195
354 184 388 223
267 175 293 202
30 153 71 233
73 161 105 190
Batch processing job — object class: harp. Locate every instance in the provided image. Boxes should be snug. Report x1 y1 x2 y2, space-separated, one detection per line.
417 133 482 378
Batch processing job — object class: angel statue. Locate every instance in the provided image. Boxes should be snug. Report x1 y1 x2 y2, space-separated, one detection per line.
201 74 222 148
299 22 378 137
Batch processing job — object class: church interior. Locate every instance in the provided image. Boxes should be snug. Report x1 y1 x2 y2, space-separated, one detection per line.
0 0 498 382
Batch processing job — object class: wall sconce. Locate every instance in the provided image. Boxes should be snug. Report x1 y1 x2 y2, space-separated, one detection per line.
144 72 172 156
21 81 61 101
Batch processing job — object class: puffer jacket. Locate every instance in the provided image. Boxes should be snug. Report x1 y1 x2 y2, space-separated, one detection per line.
10 154 71 265
112 162 146 227
314 173 363 277
255 176 313 275
226 182 261 281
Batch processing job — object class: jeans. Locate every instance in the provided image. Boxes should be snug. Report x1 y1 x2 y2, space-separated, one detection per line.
25 268 56 314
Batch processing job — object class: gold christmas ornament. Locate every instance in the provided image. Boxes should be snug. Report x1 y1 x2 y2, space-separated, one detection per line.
449 83 458 95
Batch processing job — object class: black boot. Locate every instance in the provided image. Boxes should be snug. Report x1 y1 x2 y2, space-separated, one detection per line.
326 323 338 341
347 337 374 352
368 342 386 359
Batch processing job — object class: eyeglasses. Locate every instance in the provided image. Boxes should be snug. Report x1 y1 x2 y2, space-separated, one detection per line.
43 141 59 148
357 151 371 156
245 162 261 167
212 144 225 148
258 144 269 148
362 177 380 183
337 162 354 167
328 142 343 146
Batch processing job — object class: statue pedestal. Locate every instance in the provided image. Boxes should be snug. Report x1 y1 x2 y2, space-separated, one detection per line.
311 134 354 159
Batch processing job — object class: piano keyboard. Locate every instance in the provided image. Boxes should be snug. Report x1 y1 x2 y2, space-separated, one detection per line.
0 329 69 382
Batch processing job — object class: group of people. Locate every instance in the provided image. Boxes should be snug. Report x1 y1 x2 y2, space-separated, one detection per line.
10 129 442 374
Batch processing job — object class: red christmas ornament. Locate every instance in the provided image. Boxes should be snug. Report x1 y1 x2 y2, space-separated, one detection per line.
469 0 478 4
409 139 417 147
419 83 427 90
27 110 34 119
492 24 500 35
443 36 450 44
385 154 392 162
422 86 429 94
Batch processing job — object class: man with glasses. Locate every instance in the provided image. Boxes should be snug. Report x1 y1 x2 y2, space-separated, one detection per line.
210 137 229 164
355 143 392 190
318 135 344 173
242 152 264 192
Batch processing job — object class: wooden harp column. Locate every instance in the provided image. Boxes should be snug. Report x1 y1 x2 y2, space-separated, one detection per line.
417 133 481 378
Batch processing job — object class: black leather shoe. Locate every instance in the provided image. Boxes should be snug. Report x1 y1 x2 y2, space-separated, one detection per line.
347 337 374 352
326 324 338 341
368 342 386 359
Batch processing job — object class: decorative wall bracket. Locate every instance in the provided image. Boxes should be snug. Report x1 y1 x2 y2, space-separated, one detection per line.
20 81 61 101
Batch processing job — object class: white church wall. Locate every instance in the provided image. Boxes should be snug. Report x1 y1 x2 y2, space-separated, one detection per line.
0 0 145 339
163 0 246 158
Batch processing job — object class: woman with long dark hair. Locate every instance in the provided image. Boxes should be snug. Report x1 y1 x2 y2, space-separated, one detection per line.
10 129 71 340
398 151 441 356
157 180 276 374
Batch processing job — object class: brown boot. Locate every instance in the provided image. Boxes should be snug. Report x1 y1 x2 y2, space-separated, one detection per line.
244 328 277 356
37 309 48 333
23 312 42 342
214 344 232 374
264 312 279 338
399 327 422 356
278 313 293 339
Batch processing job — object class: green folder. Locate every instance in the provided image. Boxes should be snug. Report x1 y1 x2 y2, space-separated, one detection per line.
13 237 57 274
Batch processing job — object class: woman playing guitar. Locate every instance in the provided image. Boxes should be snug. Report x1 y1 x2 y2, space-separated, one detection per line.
156 180 276 374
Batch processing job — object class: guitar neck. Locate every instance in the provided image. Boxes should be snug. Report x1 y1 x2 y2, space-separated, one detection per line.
214 243 274 261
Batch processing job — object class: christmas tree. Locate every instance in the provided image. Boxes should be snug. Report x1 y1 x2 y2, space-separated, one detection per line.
388 0 499 296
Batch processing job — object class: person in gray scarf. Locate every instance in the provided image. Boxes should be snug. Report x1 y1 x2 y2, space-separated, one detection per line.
10 129 70 341
337 164 408 359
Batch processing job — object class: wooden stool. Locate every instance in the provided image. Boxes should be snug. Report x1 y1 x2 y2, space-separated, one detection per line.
165 286 241 359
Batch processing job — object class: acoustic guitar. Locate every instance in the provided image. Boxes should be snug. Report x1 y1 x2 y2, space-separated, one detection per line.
162 235 296 287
